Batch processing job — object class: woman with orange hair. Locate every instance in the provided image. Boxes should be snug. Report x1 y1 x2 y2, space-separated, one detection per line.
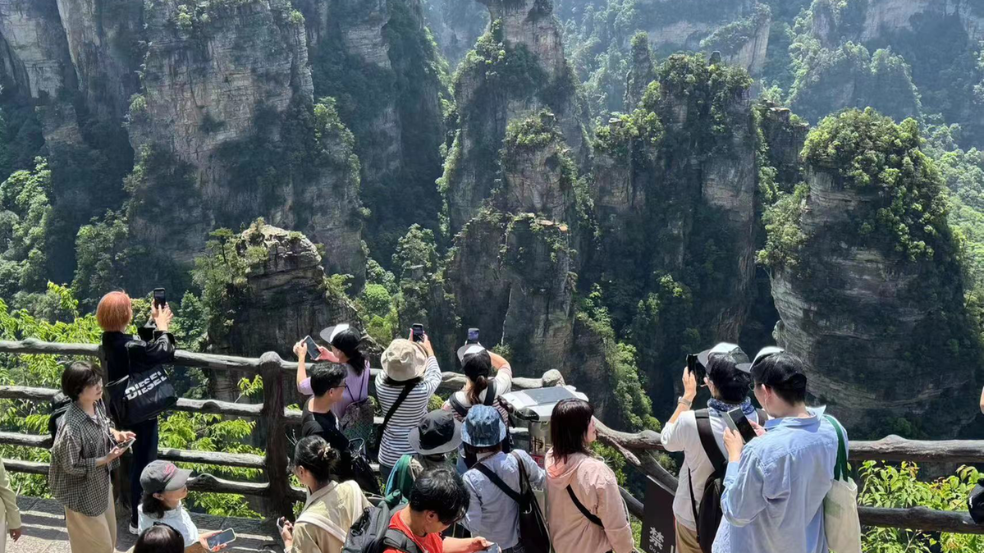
97 291 176 534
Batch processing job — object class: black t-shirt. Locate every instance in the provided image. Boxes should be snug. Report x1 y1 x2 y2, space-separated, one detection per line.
300 400 350 452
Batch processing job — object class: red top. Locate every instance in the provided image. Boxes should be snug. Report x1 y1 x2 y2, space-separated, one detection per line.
383 511 444 553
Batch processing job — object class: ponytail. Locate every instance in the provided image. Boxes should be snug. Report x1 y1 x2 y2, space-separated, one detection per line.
462 349 493 405
293 436 343 484
467 374 488 405
348 349 367 377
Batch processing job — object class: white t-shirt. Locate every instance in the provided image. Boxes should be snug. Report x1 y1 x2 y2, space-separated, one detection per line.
138 501 199 547
660 407 761 531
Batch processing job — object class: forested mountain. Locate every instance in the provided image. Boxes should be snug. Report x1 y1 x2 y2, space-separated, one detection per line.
1 0 983 443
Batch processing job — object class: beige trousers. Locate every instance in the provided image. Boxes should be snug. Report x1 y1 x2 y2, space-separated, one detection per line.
676 521 702 553
64 488 116 553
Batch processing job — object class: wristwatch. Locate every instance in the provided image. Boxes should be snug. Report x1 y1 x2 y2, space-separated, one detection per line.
678 396 693 408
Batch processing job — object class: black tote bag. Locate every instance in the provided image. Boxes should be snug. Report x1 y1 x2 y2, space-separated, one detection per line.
107 344 176 426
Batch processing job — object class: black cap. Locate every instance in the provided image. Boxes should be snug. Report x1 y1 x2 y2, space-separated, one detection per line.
697 343 751 372
319 324 360 354
408 410 462 455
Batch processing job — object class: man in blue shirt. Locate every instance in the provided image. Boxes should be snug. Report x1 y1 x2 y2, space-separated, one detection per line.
460 405 545 553
714 348 842 553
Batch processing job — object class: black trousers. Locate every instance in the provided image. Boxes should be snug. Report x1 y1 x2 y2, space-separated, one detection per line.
128 417 159 526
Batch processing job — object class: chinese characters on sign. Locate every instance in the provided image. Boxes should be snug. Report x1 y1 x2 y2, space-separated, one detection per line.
642 477 676 553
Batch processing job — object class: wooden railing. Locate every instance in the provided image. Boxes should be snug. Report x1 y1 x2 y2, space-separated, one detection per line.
1 338 983 534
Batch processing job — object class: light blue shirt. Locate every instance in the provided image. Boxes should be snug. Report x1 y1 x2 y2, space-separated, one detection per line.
713 407 841 553
462 450 546 552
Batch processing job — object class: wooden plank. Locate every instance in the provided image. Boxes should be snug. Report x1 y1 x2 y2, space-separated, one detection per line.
0 386 58 401
4 459 48 475
849 436 984 463
0 432 51 449
859 506 984 535
158 448 265 469
173 397 264 418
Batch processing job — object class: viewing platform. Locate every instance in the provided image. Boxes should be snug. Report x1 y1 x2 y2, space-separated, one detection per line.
0 336 983 552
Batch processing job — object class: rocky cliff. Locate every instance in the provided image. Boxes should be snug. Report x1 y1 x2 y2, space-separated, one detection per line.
125 0 365 291
631 0 770 75
293 0 447 261
441 0 589 232
588 52 760 410
420 0 488 66
766 109 980 437
0 0 75 100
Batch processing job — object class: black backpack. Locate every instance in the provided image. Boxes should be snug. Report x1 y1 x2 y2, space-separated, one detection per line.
48 392 72 440
687 409 766 553
342 502 423 553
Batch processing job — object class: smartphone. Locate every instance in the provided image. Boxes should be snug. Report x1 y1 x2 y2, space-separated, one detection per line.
467 328 480 343
725 408 759 444
686 354 705 383
118 437 136 451
276 517 286 534
206 528 236 549
153 288 166 308
412 323 425 343
303 335 320 362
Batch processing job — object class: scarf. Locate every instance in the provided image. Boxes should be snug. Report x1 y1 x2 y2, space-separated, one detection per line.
708 397 756 417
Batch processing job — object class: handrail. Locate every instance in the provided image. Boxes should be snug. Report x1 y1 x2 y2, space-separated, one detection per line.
1 339 984 533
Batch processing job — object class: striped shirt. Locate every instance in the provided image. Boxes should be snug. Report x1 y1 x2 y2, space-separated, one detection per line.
375 356 442 467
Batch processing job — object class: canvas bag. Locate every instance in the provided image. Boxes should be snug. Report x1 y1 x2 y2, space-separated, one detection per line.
823 415 861 553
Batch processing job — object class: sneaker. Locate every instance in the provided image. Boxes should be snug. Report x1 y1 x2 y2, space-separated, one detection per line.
129 523 140 535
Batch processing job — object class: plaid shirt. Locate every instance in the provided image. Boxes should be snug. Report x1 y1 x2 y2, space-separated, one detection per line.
49 401 119 516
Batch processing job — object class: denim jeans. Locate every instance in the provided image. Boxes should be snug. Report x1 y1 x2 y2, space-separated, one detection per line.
128 417 159 526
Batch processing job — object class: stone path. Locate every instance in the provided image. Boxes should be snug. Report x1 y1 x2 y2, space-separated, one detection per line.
10 497 282 553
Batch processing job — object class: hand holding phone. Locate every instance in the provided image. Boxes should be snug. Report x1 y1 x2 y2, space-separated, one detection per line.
303 335 320 362
687 354 706 384
725 408 759 444
411 324 425 343
118 437 136 451
205 528 236 550
153 288 166 308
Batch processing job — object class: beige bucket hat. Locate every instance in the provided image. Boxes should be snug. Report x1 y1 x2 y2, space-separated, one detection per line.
381 339 428 382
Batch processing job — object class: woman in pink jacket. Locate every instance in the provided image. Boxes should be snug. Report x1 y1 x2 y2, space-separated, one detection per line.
545 399 635 553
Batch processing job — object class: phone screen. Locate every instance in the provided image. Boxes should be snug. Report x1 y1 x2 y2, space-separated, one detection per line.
727 408 758 443
467 328 479 342
303 336 320 361
118 438 136 450
412 324 425 343
207 529 236 549
687 354 705 383
153 288 166 308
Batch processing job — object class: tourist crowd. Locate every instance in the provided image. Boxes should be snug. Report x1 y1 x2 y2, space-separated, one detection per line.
0 290 858 553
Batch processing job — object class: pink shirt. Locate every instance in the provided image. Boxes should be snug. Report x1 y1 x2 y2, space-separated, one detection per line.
545 451 635 553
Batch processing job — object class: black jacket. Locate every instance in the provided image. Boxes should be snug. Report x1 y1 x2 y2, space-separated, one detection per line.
102 322 176 384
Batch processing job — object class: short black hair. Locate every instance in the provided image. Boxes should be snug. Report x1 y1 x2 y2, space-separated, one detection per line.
134 525 183 553
409 468 469 525
310 364 346 397
706 354 752 404
550 399 593 463
751 352 808 404
61 361 102 401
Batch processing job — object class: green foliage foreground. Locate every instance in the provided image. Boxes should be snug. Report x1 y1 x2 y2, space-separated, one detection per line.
0 286 262 518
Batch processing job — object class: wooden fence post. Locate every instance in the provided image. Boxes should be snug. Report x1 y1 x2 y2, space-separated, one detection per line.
259 352 293 520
